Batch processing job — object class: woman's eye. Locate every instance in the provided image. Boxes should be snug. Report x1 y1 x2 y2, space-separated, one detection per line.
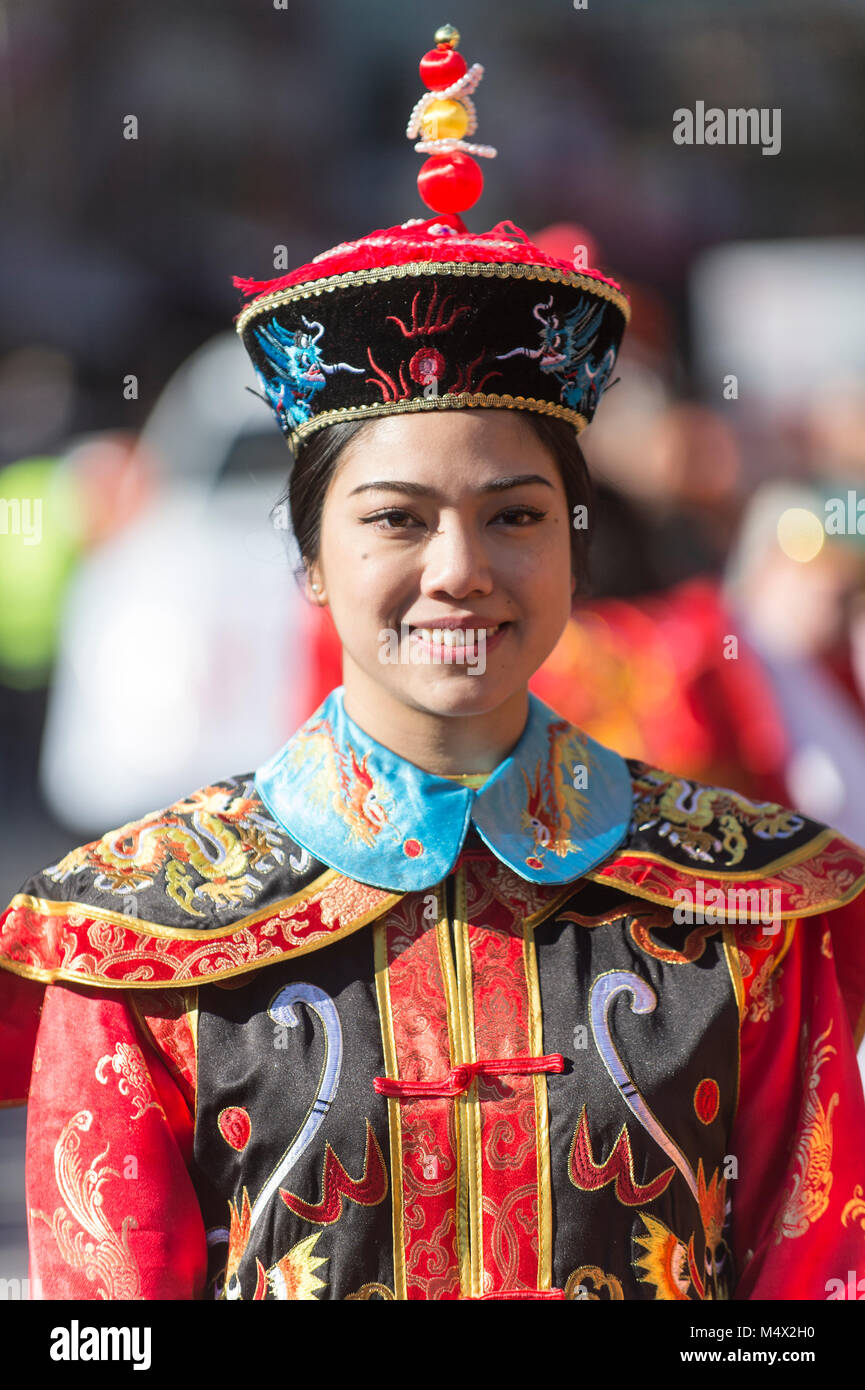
363 509 417 531
496 506 546 525
361 506 545 532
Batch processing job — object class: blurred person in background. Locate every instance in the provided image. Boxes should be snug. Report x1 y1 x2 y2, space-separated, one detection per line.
0 433 150 847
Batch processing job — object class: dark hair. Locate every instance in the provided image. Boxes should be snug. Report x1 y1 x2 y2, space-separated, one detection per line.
274 410 596 598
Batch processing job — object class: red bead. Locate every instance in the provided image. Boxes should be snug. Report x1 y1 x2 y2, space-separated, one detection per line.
417 152 483 214
419 45 468 91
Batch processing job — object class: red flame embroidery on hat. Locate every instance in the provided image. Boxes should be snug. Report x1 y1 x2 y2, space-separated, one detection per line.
386 283 471 338
447 348 501 395
367 350 412 403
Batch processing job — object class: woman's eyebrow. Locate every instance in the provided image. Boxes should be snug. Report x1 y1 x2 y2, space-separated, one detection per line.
348 473 555 498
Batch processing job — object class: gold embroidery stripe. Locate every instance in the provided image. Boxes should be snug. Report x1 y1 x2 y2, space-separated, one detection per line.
373 918 407 1302
527 870 588 1288
0 903 397 991
453 865 483 1299
281 394 589 456
190 988 200 1133
720 923 746 1024
522 918 552 1291
235 258 631 331
5 875 399 939
773 918 798 972
435 901 469 1294
187 988 199 1068
525 884 578 929
720 924 744 1132
585 831 865 916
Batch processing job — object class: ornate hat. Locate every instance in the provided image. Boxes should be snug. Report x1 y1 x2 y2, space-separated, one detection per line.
234 24 629 454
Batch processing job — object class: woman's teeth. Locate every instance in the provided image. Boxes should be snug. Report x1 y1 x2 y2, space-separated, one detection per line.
413 625 501 646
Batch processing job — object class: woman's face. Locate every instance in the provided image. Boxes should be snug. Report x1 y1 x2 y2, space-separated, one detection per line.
306 409 577 722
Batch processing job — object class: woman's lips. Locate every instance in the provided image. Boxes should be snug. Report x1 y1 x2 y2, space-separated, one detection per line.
406 622 511 659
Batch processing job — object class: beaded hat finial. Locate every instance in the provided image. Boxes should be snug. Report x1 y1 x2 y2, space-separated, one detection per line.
233 23 629 455
408 25 497 215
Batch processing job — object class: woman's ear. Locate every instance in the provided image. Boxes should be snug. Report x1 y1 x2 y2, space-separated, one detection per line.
304 566 326 604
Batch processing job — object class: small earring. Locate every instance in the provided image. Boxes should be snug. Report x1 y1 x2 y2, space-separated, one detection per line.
311 583 320 592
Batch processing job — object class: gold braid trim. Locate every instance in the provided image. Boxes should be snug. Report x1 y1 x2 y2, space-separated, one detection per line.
0 880 403 990
584 835 865 921
235 258 631 332
282 393 588 454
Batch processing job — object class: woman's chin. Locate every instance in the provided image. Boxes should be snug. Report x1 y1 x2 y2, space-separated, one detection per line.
394 669 522 717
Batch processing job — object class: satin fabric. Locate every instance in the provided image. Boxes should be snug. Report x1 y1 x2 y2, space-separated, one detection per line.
255 685 634 891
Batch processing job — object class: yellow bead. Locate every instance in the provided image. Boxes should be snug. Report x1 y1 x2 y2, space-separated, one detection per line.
434 24 460 48
420 98 469 141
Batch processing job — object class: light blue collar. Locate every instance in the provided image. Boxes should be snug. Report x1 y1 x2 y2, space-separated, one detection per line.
255 685 633 893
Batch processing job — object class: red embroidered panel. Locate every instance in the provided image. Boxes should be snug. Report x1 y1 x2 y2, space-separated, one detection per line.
0 874 397 986
587 834 865 919
465 863 542 1294
380 897 460 1299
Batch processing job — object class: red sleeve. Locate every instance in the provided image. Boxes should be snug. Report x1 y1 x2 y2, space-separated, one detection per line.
0 968 44 1105
26 981 208 1299
729 913 865 1300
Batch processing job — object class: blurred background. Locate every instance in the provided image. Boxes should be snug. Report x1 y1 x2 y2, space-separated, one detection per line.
2 0 865 1286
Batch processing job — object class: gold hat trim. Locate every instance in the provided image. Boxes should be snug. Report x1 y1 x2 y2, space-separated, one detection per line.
235 257 631 335
279 392 589 453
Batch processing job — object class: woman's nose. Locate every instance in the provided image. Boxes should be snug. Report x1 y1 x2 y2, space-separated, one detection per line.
420 519 494 596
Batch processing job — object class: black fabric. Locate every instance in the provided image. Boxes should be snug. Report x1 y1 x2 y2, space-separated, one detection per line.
240 265 627 447
21 775 331 930
195 927 393 1300
624 757 828 872
535 910 738 1298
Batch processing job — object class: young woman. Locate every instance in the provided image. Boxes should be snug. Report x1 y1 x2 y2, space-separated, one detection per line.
2 28 865 1303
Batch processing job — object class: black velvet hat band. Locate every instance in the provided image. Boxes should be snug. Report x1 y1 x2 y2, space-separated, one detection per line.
236 256 629 453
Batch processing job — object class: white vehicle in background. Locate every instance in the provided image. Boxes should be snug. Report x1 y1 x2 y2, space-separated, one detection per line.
40 332 318 836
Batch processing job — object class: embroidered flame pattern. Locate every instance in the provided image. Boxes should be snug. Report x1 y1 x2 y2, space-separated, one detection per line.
283 717 397 849
634 1214 693 1300
696 1158 727 1264
521 721 591 869
266 1232 329 1300
224 1188 330 1300
278 1120 388 1224
31 1110 140 1299
225 1186 253 1296
568 1104 675 1206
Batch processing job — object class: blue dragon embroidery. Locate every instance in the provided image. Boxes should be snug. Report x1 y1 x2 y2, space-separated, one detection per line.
496 293 615 416
253 315 365 430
